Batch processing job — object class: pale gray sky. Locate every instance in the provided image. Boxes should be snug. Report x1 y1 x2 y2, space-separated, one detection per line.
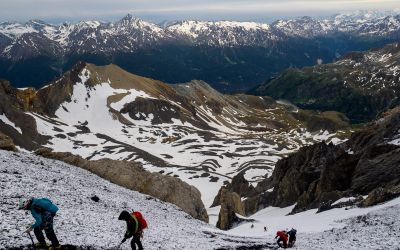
1 0 399 24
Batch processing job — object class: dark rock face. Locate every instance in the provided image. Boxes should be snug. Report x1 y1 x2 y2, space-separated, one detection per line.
120 97 197 125
35 148 209 223
0 79 50 151
211 173 255 208
234 107 400 215
242 191 275 217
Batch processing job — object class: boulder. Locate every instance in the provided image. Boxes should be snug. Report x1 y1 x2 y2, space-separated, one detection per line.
0 131 18 152
363 186 400 207
34 148 209 223
216 189 240 230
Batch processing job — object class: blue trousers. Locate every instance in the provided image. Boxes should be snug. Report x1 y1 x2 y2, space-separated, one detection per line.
34 211 59 246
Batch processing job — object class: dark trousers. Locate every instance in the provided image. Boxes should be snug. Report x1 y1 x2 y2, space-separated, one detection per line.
130 233 143 250
289 235 296 245
34 212 59 246
277 238 287 248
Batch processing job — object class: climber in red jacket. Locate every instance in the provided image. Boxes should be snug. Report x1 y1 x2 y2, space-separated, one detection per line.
275 230 288 248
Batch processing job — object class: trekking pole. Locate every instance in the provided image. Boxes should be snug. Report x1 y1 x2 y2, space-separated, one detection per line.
27 232 37 250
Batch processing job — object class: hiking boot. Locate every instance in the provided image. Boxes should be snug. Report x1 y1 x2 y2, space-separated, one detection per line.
48 245 61 250
35 242 47 247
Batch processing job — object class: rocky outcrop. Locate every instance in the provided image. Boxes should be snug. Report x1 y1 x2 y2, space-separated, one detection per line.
34 148 209 223
211 173 255 207
0 79 49 151
363 186 400 207
0 131 18 152
235 107 400 215
120 97 203 127
216 189 242 230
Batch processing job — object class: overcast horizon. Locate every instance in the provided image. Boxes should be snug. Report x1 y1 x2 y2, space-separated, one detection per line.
1 0 400 25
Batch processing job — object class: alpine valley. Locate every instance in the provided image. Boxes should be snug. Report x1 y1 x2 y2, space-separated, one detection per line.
1 11 400 250
1 13 400 93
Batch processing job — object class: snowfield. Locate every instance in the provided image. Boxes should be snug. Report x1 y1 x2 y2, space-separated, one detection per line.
1 149 400 249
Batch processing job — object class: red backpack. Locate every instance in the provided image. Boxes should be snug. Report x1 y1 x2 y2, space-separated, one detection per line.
131 211 148 232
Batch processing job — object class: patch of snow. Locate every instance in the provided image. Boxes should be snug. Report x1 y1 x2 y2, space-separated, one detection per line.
0 114 22 134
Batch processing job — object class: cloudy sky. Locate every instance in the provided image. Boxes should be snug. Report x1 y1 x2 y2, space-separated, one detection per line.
1 0 399 24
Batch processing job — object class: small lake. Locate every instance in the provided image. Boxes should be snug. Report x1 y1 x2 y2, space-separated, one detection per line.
276 99 299 109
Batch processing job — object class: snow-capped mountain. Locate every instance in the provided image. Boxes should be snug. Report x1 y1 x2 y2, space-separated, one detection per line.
2 13 400 51
2 13 400 57
1 13 400 93
270 14 400 38
331 8 400 21
0 15 183 59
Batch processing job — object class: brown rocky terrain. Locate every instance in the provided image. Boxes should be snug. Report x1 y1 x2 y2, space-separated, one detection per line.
34 148 209 222
0 79 50 150
0 131 18 152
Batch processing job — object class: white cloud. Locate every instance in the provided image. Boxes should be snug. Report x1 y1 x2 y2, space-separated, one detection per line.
1 0 399 23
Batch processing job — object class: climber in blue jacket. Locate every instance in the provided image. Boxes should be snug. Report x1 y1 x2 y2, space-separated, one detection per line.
19 197 61 249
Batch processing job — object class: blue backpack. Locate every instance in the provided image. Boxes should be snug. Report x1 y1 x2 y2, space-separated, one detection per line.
35 198 58 214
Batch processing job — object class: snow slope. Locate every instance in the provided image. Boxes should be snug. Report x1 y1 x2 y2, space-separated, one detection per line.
1 149 400 249
209 196 400 249
0 149 268 250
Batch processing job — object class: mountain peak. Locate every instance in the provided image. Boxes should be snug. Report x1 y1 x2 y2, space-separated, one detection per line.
122 14 135 21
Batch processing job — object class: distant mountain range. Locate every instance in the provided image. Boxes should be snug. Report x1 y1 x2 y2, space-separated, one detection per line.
1 13 400 93
328 8 400 21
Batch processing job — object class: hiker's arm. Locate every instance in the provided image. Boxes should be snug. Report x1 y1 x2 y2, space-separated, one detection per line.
30 209 42 229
